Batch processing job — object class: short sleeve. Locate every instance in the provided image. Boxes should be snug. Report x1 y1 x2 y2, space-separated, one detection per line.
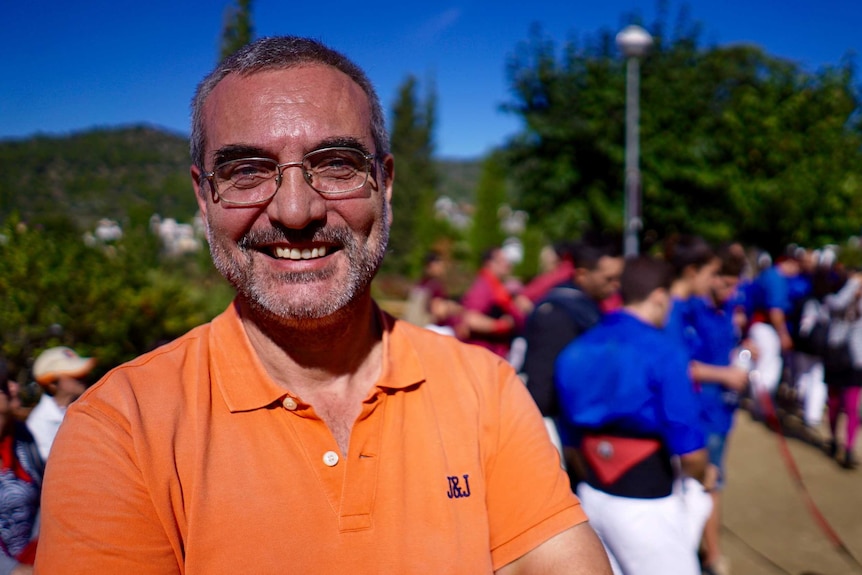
484 368 587 569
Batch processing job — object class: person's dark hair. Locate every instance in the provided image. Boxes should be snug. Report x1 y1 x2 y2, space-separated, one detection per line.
551 241 572 262
570 237 621 271
663 234 715 278
190 36 390 179
480 246 501 265
423 251 442 267
620 255 673 305
716 243 746 277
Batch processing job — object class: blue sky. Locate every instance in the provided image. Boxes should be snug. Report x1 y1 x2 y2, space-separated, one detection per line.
2 1 860 159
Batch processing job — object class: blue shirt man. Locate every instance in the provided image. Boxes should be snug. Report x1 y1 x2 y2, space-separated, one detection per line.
556 310 704 454
554 256 708 575
689 296 741 436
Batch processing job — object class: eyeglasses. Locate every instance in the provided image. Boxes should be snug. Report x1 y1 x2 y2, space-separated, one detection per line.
203 147 377 206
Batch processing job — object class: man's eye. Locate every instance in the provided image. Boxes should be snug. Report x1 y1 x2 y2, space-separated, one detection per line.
218 161 273 182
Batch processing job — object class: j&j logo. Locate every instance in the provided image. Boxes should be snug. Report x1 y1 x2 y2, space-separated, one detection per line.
446 474 471 499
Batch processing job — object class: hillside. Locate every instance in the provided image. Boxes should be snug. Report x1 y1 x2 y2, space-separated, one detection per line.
0 125 197 230
0 126 481 231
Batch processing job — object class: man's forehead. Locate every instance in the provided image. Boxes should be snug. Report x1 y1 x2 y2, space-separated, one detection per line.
208 64 368 111
202 64 373 153
596 256 624 272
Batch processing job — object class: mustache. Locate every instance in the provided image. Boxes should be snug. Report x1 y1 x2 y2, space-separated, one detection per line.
238 225 355 250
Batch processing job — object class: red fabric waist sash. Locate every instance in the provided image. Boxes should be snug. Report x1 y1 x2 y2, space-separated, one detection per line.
581 434 662 485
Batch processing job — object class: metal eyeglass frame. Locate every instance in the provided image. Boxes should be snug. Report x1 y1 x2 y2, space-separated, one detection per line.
203 146 377 206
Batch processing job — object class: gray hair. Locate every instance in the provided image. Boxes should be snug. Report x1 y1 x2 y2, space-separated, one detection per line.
190 36 390 173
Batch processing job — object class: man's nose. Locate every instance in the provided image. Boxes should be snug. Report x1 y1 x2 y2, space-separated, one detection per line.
266 165 327 228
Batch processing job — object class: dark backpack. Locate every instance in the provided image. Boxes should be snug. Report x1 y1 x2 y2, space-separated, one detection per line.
793 297 829 357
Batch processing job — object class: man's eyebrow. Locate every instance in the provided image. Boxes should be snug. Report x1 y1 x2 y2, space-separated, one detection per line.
210 138 374 166
211 145 271 166
315 137 372 156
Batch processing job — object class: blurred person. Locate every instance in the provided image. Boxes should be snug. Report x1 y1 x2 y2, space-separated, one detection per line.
663 234 721 355
0 358 43 575
685 245 753 575
555 255 710 575
746 252 805 415
663 237 749 570
790 250 837 433
515 241 576 312
520 239 623 465
403 251 464 336
460 246 527 361
36 36 610 574
822 270 862 470
26 346 95 461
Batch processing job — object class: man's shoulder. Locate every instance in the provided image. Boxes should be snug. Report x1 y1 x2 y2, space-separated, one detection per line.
567 312 672 355
76 322 214 407
532 284 599 321
391 315 505 364
388 316 517 390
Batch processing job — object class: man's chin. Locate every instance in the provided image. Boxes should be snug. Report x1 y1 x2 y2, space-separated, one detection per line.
239 283 362 324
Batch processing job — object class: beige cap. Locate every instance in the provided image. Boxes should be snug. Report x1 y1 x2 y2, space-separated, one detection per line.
32 346 96 385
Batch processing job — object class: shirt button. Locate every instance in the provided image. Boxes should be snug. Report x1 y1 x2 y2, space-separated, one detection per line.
282 397 298 411
323 451 339 467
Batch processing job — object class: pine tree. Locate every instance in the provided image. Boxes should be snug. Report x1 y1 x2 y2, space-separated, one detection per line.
220 0 254 62
385 75 440 278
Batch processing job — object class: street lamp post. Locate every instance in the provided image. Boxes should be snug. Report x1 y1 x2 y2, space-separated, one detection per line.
616 25 653 258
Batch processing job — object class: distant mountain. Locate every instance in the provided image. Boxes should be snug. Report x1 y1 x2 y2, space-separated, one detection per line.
437 158 481 205
0 125 197 230
0 126 481 231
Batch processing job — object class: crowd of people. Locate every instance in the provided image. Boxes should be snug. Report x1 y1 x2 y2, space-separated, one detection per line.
409 235 861 575
0 346 95 574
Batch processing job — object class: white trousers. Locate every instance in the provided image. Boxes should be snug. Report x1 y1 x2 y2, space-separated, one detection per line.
748 322 783 397
675 476 714 551
577 482 706 575
794 352 827 427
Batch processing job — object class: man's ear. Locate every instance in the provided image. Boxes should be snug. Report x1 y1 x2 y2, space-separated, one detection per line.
190 166 211 242
381 154 395 224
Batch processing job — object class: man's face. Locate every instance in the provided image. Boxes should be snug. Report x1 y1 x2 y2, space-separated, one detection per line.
487 249 513 279
191 65 394 323
57 374 88 401
577 256 623 302
690 258 720 297
711 274 740 306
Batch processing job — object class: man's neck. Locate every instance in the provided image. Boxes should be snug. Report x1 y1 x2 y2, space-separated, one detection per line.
237 295 384 395
238 295 384 455
623 301 662 328
670 279 691 299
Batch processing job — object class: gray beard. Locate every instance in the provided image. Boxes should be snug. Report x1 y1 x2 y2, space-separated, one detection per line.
208 202 390 325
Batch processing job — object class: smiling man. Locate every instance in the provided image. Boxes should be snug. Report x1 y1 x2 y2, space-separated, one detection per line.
35 37 609 575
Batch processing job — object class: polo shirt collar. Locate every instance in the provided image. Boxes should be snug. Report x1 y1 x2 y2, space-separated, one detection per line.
210 301 426 413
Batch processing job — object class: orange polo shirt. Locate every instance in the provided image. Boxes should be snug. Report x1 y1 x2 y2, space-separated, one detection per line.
36 302 585 574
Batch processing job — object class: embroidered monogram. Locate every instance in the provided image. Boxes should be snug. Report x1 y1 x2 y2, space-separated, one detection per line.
446 474 471 499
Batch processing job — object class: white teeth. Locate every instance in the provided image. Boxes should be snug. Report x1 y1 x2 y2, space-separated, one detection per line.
274 246 328 260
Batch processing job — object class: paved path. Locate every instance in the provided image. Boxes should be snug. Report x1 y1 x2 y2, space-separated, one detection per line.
721 411 862 575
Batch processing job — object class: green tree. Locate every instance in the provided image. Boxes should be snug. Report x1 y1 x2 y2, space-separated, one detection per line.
385 75 441 278
220 0 254 62
503 10 862 254
0 216 231 383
